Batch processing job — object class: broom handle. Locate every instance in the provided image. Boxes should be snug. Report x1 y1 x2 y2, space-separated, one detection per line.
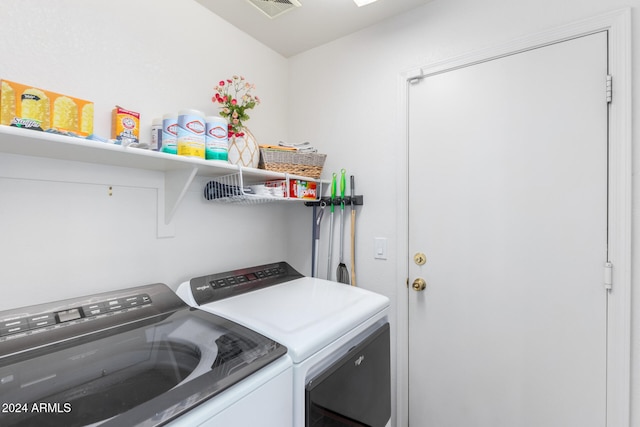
339 169 345 262
327 173 336 280
351 207 356 286
350 175 356 287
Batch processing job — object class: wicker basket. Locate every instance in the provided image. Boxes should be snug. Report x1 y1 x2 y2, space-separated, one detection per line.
259 149 326 179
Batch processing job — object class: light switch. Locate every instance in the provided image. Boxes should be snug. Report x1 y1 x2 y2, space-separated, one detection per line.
374 237 387 260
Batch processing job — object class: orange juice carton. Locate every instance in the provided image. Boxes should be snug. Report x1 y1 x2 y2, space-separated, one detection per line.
0 79 94 136
111 106 140 144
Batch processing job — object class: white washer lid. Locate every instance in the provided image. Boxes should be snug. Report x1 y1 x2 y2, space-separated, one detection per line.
195 277 389 364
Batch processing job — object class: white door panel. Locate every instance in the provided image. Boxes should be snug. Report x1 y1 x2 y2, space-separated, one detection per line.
408 32 608 426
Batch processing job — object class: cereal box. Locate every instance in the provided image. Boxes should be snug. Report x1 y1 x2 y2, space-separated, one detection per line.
0 80 94 136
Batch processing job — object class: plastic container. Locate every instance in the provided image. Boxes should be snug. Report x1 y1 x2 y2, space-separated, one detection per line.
205 116 228 161
161 113 177 154
177 109 205 158
150 117 162 151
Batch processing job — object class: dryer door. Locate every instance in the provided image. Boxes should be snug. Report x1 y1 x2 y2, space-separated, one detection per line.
305 323 390 427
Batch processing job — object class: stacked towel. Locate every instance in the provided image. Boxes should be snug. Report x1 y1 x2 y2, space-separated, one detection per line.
277 141 318 153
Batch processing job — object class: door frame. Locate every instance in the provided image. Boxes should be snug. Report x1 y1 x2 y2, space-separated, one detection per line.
395 8 631 427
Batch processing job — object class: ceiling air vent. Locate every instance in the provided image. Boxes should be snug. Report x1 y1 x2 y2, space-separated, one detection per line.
245 0 302 19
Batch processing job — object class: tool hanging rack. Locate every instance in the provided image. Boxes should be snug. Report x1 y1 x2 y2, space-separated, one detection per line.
307 173 361 283
304 195 364 207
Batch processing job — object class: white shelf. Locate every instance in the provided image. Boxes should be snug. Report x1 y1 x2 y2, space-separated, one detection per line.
0 125 323 236
0 125 314 180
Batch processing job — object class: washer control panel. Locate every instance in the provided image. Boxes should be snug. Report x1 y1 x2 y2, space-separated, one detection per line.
0 293 152 338
190 261 303 305
0 283 186 359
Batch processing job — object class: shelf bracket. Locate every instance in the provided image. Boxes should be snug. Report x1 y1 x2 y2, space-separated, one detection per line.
157 167 198 238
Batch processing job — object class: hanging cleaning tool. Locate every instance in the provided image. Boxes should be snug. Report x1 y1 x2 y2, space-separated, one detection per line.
337 169 350 284
312 204 316 277
326 173 337 280
350 175 356 286
312 201 326 278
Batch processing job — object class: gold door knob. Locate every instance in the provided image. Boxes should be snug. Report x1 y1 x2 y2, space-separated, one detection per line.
412 278 427 292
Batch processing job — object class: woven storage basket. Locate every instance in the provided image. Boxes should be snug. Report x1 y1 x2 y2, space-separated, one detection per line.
259 149 326 179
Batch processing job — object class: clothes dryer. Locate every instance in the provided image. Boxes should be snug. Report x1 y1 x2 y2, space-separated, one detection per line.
177 261 391 427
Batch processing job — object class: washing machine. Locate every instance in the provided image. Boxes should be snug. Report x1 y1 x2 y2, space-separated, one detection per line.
176 261 391 427
0 283 292 427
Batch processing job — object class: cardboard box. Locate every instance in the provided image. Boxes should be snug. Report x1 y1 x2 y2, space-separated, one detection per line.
111 106 140 143
0 79 94 136
289 179 317 199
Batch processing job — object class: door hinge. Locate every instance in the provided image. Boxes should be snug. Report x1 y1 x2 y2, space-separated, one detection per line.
604 262 613 291
606 75 612 103
408 68 424 85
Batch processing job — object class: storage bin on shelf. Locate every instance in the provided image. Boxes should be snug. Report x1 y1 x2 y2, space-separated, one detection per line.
203 170 322 204
204 172 273 205
258 148 326 179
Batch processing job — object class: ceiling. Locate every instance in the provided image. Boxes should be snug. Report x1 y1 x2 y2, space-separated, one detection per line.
196 0 433 58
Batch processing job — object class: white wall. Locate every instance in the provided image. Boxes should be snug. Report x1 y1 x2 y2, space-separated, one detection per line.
287 0 638 425
0 0 296 309
0 0 637 425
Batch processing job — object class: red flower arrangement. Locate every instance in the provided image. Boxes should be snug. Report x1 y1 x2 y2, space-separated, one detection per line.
212 75 260 138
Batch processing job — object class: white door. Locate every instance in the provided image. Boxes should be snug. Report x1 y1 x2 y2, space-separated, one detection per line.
408 32 608 426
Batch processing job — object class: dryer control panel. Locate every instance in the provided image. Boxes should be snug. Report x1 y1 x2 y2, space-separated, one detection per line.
190 261 303 305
